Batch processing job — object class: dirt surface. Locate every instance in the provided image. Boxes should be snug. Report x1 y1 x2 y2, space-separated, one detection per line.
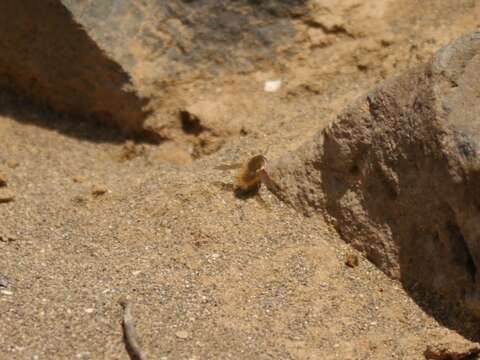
1 1 480 359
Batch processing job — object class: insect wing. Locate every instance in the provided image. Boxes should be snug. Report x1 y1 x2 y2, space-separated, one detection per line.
214 163 243 171
259 170 281 193
212 181 235 191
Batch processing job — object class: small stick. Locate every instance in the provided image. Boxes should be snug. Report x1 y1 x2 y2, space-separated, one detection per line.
119 298 147 360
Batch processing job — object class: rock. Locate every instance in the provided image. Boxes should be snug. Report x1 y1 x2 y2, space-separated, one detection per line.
0 1 309 135
309 12 347 34
0 171 6 187
0 189 15 203
264 80 282 92
179 104 227 158
0 231 17 242
72 176 86 184
119 140 145 161
0 274 9 288
175 330 189 339
91 185 108 197
181 100 246 137
63 1 303 87
424 333 480 359
6 160 19 169
0 0 149 134
272 32 480 316
345 253 359 268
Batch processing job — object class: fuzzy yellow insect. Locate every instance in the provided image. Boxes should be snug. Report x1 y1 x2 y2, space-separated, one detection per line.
235 154 269 191
216 154 279 194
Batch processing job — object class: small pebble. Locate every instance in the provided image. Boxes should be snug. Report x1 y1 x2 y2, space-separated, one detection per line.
72 195 87 205
75 352 91 359
91 184 108 197
0 172 7 187
0 274 9 288
0 232 17 242
72 176 86 183
0 289 13 296
0 189 15 203
345 253 359 268
264 79 282 92
176 330 189 339
120 140 145 161
84 308 95 314
6 160 19 169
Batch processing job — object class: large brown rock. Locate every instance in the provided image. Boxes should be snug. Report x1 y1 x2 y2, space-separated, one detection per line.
0 0 149 133
62 0 306 90
0 0 308 134
272 32 480 315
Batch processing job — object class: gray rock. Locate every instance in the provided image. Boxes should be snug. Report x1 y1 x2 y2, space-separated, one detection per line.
272 32 480 316
62 0 303 92
0 274 9 288
0 0 308 134
0 0 149 134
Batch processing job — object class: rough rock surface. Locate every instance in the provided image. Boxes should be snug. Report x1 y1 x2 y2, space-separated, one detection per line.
424 335 480 360
0 0 149 133
272 31 480 315
0 0 310 134
424 333 480 360
62 0 307 87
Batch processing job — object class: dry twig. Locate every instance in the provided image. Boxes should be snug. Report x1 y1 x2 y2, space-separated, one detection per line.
119 298 146 360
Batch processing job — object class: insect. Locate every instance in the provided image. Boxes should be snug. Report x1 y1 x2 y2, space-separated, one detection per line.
215 153 280 196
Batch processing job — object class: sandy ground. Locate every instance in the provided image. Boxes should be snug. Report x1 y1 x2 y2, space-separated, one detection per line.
1 1 480 359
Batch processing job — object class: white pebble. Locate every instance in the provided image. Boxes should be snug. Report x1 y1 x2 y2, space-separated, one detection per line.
264 79 282 92
176 330 189 339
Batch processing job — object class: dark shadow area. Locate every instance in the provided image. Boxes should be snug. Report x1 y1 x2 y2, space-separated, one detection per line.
0 0 150 141
0 90 160 145
235 184 273 209
311 57 480 342
319 128 480 344
397 221 480 343
322 169 480 342
234 183 261 200
404 285 480 344
180 110 206 136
